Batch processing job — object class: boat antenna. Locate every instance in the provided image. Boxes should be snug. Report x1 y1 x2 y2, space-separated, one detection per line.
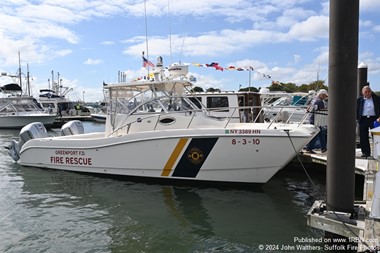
317 62 320 82
167 0 173 64
143 0 151 74
248 68 252 91
180 33 186 61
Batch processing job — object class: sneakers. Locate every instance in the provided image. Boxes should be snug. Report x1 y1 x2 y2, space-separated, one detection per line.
321 149 327 153
306 150 316 154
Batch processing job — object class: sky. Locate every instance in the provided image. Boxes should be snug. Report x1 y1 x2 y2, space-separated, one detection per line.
1 0 380 102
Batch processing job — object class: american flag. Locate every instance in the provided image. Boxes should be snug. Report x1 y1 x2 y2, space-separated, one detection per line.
142 56 155 68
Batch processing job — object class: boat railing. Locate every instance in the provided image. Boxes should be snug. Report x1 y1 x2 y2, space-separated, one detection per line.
223 105 310 127
0 100 19 114
313 110 328 127
0 102 10 112
108 104 312 136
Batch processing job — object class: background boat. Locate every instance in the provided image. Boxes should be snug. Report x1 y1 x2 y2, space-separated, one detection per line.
37 71 94 127
0 83 56 129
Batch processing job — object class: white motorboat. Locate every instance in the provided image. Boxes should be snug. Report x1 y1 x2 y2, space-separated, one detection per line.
90 101 108 123
0 83 56 129
262 92 314 123
90 112 107 123
8 58 318 184
187 90 295 123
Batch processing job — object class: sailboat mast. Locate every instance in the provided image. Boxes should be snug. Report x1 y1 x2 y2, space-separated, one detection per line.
26 63 31 96
51 70 54 91
18 51 23 93
57 72 60 95
167 0 172 64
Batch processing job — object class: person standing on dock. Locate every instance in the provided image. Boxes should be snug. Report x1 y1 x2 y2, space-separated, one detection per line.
357 86 380 158
305 89 328 154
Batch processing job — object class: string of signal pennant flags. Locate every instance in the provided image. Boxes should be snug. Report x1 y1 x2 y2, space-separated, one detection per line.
134 56 272 83
188 62 272 79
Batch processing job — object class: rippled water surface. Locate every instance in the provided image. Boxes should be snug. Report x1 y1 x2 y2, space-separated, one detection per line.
0 122 328 253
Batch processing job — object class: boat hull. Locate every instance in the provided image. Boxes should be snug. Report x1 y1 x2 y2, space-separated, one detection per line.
19 128 313 184
0 114 56 129
90 113 106 123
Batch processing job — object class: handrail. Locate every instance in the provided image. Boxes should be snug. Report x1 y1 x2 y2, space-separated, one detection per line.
106 104 314 136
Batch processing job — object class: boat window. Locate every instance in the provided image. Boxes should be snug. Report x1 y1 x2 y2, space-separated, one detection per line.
292 96 308 106
271 97 290 106
207 96 229 112
42 103 56 108
159 117 176 125
187 97 202 109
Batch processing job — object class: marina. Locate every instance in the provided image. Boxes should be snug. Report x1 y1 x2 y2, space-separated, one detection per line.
1 1 380 252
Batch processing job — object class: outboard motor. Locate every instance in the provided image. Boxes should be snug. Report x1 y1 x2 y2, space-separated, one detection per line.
8 122 48 162
60 120 84 136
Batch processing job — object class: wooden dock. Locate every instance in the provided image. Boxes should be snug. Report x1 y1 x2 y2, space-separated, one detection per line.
52 115 94 128
293 148 368 176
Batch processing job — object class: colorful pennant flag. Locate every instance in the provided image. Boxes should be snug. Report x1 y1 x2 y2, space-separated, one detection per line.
205 62 223 71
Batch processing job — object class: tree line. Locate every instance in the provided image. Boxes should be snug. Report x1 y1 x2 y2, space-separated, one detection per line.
191 80 328 93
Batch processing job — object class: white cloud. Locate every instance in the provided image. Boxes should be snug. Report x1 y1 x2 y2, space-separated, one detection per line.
83 58 103 65
288 16 329 41
101 41 115 45
293 55 301 65
360 0 380 11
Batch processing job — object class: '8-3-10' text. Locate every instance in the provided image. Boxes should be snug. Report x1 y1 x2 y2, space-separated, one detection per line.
231 138 260 145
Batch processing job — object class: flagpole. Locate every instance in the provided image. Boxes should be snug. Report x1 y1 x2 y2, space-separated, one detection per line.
248 68 252 91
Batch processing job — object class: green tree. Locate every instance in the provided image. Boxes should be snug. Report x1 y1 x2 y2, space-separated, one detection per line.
191 86 204 92
269 81 286 92
281 82 298 92
239 86 259 92
269 80 327 93
206 87 221 92
308 80 327 91
299 84 310 92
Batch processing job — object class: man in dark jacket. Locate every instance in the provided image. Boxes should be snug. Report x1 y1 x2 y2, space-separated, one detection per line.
357 86 380 157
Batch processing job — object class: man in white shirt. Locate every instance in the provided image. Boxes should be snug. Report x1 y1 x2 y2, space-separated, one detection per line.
356 86 380 157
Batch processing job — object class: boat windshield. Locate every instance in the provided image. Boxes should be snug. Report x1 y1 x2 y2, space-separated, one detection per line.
270 94 310 107
105 80 198 130
0 97 43 114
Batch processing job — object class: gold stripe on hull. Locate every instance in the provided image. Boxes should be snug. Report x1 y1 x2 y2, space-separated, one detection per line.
161 138 188 176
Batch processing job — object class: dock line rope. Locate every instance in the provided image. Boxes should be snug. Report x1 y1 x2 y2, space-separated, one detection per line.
329 205 376 252
284 129 316 188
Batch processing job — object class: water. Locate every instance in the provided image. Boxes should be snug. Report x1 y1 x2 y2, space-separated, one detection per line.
0 122 328 253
